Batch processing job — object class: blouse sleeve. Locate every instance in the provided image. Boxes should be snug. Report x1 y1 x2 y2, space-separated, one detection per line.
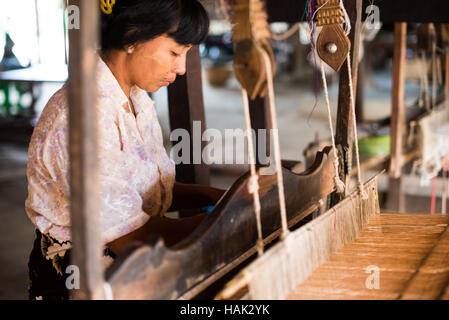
25 107 72 241
26 98 151 245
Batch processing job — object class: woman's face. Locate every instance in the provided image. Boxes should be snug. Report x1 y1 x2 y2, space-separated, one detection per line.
126 34 192 92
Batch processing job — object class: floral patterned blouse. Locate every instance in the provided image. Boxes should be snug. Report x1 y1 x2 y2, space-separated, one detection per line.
25 57 176 245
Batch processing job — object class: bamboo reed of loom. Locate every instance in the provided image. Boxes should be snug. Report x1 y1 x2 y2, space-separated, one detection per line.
219 174 449 300
288 213 449 300
220 175 381 300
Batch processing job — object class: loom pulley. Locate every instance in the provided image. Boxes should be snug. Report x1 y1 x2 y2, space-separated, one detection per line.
231 0 276 100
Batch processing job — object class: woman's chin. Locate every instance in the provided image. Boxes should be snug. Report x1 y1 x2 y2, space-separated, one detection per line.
145 83 170 92
145 85 162 93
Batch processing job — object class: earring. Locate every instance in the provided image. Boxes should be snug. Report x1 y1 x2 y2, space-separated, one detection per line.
127 46 134 54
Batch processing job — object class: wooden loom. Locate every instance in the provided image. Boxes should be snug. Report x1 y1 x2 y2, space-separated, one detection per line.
105 147 338 299
216 174 449 300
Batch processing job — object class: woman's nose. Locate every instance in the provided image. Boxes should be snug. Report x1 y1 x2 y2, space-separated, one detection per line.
173 56 187 76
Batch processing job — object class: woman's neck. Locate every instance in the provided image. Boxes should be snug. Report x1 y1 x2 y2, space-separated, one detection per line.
101 50 133 99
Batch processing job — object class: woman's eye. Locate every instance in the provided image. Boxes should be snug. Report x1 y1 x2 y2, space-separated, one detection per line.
171 51 180 57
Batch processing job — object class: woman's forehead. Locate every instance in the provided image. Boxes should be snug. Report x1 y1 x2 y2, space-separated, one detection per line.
144 35 191 49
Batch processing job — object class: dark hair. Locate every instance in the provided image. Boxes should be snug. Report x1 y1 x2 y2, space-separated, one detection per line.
101 0 210 51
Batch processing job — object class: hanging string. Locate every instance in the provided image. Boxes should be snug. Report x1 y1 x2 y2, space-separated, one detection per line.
319 59 346 193
306 0 330 124
260 49 290 240
313 0 352 195
361 0 377 34
271 23 301 41
346 51 368 200
339 0 351 36
241 88 264 256
301 0 311 22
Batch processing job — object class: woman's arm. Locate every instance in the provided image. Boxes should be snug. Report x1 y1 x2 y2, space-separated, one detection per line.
107 212 209 255
167 182 226 212
107 183 226 255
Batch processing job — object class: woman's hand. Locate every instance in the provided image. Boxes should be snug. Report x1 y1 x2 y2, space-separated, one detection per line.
107 212 210 255
108 184 226 255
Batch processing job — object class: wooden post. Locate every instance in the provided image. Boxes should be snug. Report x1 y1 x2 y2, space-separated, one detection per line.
386 177 406 212
387 22 407 212
248 96 272 166
168 46 210 186
67 0 104 300
356 54 365 123
331 0 362 205
445 53 449 101
389 23 407 178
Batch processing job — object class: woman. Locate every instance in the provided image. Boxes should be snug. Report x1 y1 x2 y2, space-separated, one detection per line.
26 0 224 300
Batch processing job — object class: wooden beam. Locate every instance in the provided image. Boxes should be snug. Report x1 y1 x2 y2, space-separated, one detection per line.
386 177 406 212
356 54 366 123
168 46 210 186
266 0 449 24
248 96 272 166
445 52 449 101
387 22 407 213
67 0 104 300
443 24 449 101
389 23 407 179
331 0 363 204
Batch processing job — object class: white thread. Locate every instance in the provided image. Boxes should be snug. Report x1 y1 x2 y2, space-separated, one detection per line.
339 0 351 36
311 0 330 22
346 51 368 200
104 282 114 300
319 59 345 194
242 88 264 256
260 49 290 240
271 23 301 41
